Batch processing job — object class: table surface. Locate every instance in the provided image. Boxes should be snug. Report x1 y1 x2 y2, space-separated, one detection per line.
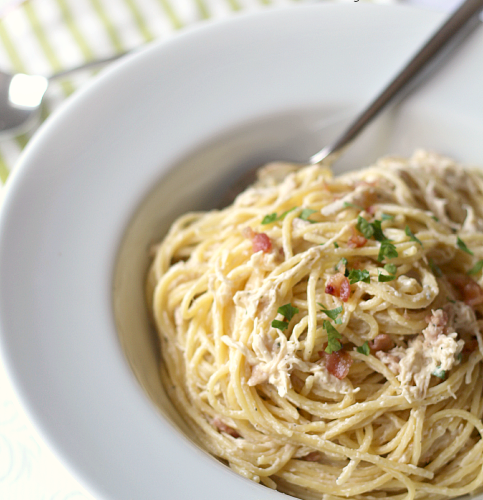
0 0 463 498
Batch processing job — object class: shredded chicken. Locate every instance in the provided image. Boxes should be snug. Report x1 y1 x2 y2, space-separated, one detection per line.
321 185 373 216
378 309 464 402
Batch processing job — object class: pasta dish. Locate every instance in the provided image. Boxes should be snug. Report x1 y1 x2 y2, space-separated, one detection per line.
147 150 483 500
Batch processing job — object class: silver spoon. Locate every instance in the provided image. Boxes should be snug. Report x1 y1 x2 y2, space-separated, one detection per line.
220 0 483 207
308 0 483 166
0 53 124 136
0 0 482 141
222 0 483 206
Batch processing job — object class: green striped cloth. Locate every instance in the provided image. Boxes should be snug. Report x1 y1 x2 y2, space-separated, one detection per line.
0 0 394 186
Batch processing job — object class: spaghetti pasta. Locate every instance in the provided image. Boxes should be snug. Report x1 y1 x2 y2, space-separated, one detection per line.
147 150 483 500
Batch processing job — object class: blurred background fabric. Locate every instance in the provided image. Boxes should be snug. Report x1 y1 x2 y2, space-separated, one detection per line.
0 0 462 498
0 0 423 182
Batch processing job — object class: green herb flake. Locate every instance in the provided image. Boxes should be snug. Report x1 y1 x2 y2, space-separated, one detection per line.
277 303 299 322
299 208 317 223
378 241 398 262
428 258 443 277
405 225 423 246
262 207 297 225
381 213 394 221
432 366 446 379
357 217 390 243
446 296 456 304
371 220 387 242
279 207 297 220
348 269 371 285
262 213 278 225
324 320 342 354
333 241 339 249
356 341 370 356
335 257 348 272
468 259 483 276
457 237 474 256
318 304 343 321
271 320 289 331
384 263 397 275
343 201 363 210
431 215 439 222
356 216 374 239
378 270 396 282
456 353 463 363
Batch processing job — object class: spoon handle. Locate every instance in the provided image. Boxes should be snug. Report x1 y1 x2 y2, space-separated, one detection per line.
47 53 127 82
310 0 483 165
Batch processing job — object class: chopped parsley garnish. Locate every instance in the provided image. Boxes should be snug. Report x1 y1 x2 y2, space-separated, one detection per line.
280 207 298 219
261 213 278 225
468 259 483 276
343 201 364 210
381 213 394 221
299 208 317 223
431 215 439 222
384 263 397 275
356 216 398 262
378 263 397 282
324 320 342 354
446 296 456 304
272 303 299 330
356 341 370 356
456 352 463 363
378 272 396 282
457 237 474 255
261 207 297 225
371 220 386 242
271 320 289 331
428 257 443 277
348 269 370 284
378 240 398 262
432 366 446 379
277 303 299 322
356 216 374 239
356 216 389 242
405 225 423 246
333 241 339 249
335 257 348 272
318 304 343 322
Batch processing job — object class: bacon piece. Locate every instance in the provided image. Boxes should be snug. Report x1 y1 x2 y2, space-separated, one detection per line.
348 228 367 249
448 274 483 307
463 339 479 354
462 281 483 307
325 273 350 302
213 418 240 438
252 232 272 253
323 350 353 380
303 452 321 462
369 334 394 353
242 227 272 254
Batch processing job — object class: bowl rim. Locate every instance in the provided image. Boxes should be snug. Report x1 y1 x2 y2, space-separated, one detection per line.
1 3 481 500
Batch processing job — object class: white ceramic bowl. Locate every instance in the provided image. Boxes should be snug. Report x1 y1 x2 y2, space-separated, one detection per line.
0 4 482 500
